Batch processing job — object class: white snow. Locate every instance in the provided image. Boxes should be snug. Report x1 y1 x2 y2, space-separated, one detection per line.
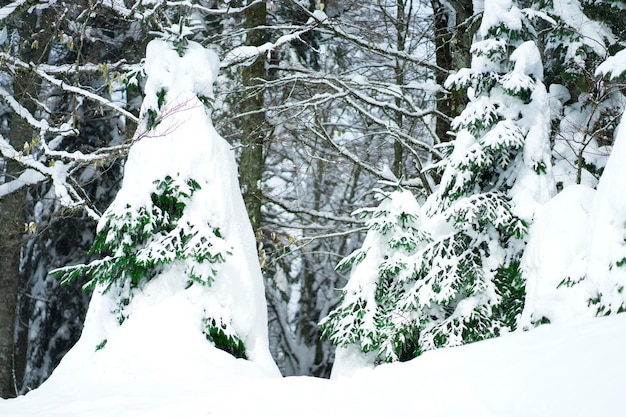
520 184 596 327
509 40 544 82
596 48 626 79
0 0 28 21
585 109 626 313
478 0 522 39
1 313 626 416
509 41 556 222
522 109 626 325
551 0 615 57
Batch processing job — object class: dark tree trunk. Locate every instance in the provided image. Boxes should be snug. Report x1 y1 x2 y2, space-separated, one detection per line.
393 0 407 179
431 0 474 143
0 67 37 398
240 0 268 233
0 182 25 398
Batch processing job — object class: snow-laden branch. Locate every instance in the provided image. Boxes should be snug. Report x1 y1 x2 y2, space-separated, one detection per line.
261 72 433 120
0 0 28 22
102 0 266 20
244 71 442 157
285 0 443 73
311 115 433 193
0 133 100 219
0 86 76 136
38 60 137 75
0 169 45 197
33 69 139 125
342 95 442 160
166 0 265 15
310 117 398 183
0 52 139 124
0 82 128 177
223 21 322 67
596 49 626 79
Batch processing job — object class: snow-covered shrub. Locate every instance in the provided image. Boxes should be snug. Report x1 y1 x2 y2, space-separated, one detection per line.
522 108 626 327
52 30 278 373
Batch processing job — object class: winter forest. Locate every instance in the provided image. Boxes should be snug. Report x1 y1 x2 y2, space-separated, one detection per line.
0 0 625 415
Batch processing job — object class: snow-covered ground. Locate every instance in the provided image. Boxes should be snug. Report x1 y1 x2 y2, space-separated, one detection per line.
1 313 625 417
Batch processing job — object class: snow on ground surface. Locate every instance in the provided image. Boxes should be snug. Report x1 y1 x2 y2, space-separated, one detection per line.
1 312 625 417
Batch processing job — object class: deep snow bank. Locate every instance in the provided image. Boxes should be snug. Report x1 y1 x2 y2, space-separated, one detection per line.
2 313 625 417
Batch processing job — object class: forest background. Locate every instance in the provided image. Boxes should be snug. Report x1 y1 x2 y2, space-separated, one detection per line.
0 0 624 398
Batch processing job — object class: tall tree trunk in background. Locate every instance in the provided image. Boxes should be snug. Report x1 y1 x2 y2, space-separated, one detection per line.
431 0 474 143
240 0 268 233
0 9 51 396
0 165 25 398
0 63 38 401
392 0 407 179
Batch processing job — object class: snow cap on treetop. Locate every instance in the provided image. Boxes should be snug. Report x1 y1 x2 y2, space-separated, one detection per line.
144 39 220 103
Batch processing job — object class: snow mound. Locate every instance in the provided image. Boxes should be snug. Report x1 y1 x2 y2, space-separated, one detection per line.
2 314 625 416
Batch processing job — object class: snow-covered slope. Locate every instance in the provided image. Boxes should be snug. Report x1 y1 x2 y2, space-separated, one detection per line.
1 313 625 417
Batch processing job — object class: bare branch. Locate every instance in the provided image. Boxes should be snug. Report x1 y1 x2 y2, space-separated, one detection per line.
0 52 139 124
264 192 362 224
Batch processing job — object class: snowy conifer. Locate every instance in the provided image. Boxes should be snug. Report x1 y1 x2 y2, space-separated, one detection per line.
320 187 430 369
424 0 555 344
538 0 623 189
52 28 279 374
323 0 556 373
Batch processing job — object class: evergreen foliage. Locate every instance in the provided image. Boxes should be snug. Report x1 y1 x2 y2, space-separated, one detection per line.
322 0 557 367
203 317 247 359
50 33 249 359
320 188 429 362
52 175 230 293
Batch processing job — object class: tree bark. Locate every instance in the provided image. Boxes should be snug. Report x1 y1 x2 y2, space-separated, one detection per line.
392 0 407 179
431 0 474 143
0 94 33 400
0 8 50 396
0 183 24 398
240 0 268 233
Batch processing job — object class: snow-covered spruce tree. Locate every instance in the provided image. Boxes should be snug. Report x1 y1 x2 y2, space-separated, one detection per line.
52 29 279 375
420 0 555 348
536 0 625 189
319 187 430 373
322 0 556 372
519 59 626 327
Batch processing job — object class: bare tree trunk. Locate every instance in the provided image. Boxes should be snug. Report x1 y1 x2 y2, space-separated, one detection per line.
0 98 34 400
392 0 407 179
240 0 268 233
0 182 24 398
431 0 474 143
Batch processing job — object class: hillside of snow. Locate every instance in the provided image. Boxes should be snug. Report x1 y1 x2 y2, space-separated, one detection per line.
1 313 625 417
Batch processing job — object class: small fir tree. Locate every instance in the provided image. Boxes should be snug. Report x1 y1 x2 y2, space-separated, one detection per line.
419 0 555 347
320 187 430 364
